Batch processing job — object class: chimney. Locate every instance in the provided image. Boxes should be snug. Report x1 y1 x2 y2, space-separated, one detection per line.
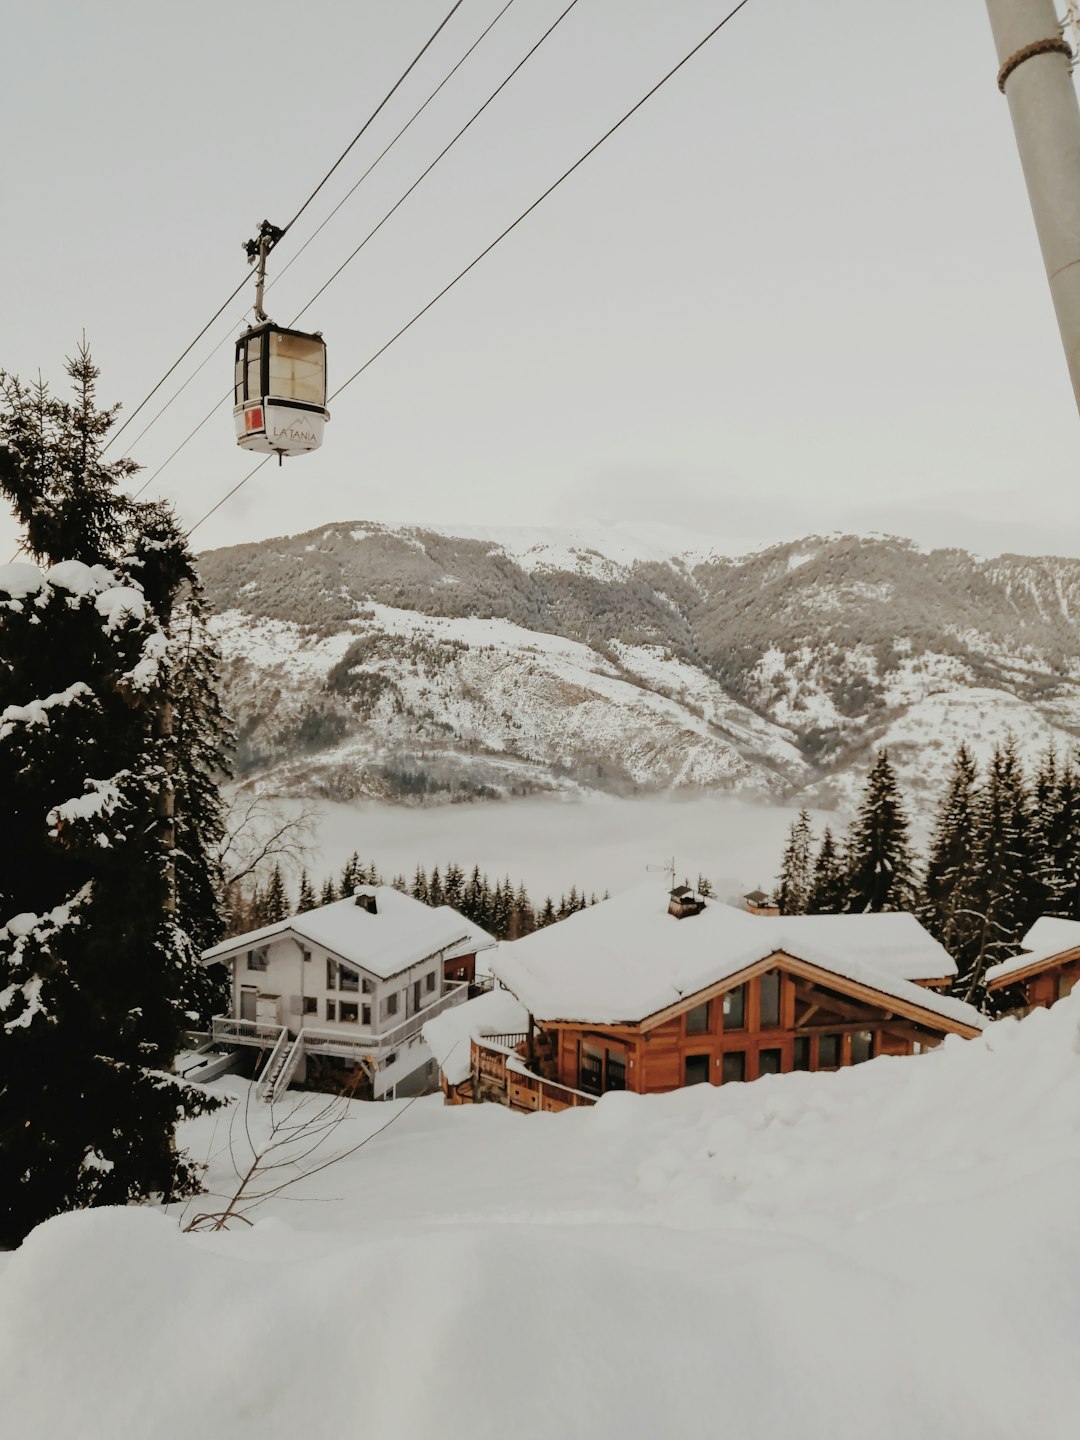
668 883 705 920
353 888 377 914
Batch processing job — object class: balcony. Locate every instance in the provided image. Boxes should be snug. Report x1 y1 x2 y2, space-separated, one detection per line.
212 982 471 1062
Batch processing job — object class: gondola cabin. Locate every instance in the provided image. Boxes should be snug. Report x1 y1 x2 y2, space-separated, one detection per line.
233 323 329 458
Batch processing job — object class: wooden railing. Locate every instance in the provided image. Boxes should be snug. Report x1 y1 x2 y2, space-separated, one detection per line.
484 1030 528 1049
470 1038 595 1113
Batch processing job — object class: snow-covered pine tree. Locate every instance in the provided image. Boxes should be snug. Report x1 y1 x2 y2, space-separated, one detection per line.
538 896 557 927
1030 745 1065 917
776 809 814 915
1052 761 1080 919
442 861 464 912
963 739 1036 1005
806 826 848 913
339 851 360 896
844 751 915 913
262 863 289 923
319 875 337 906
297 869 316 912
920 742 983 965
0 348 224 1245
427 865 443 907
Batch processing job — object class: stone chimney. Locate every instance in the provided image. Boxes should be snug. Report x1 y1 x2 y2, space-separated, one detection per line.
353 888 377 914
668 884 705 920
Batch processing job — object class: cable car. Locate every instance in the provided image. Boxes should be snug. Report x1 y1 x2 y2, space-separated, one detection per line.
233 322 330 459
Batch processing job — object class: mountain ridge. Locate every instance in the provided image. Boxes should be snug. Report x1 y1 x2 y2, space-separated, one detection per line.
198 522 1080 808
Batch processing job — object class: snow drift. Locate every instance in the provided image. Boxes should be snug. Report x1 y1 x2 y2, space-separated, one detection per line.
3 998 1080 1439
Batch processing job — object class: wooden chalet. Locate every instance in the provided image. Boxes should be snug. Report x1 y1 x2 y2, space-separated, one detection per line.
985 916 1080 1012
430 883 985 1111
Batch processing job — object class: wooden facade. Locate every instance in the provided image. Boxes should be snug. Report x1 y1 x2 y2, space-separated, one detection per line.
985 945 1080 1013
461 950 981 1106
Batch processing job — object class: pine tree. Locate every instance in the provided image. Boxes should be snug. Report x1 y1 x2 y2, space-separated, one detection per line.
340 851 360 897
297 869 316 913
262 863 289 923
411 865 428 904
0 348 223 1244
319 875 337 906
443 861 464 912
428 865 443 908
1052 761 1080 918
963 740 1036 1004
920 743 983 963
776 809 814 915
390 873 408 894
845 752 915 913
807 827 848 913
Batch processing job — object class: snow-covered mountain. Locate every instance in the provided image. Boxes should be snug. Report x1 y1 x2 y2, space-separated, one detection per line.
198 522 1080 807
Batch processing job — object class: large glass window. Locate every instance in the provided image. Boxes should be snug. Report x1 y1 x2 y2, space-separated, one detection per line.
247 947 268 971
580 1047 603 1095
234 354 245 405
268 331 325 404
721 1051 746 1084
340 1002 359 1024
606 1051 627 1091
758 1048 783 1076
326 959 338 989
851 1030 874 1064
684 1054 711 1086
339 967 359 993
818 1034 841 1068
722 984 746 1031
759 971 781 1028
793 1036 810 1071
685 1000 711 1035
245 334 263 401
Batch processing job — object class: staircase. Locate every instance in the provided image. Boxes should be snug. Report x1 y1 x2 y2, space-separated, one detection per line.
255 1029 305 1104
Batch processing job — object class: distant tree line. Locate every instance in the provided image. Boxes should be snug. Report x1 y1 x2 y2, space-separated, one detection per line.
226 852 611 943
774 742 1080 1009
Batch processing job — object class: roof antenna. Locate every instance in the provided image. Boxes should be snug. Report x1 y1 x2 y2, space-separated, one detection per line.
646 858 676 888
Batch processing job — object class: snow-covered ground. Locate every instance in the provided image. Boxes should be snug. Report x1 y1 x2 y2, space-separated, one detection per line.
3 998 1080 1438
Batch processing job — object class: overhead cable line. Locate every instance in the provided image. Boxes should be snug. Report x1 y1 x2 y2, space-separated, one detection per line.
137 0 577 497
106 0 467 452
123 0 520 470
187 0 755 539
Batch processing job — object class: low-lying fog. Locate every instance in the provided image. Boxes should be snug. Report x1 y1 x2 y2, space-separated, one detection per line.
284 794 840 905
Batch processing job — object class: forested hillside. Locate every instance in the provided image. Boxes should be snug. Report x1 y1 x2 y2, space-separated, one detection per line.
197 523 1080 805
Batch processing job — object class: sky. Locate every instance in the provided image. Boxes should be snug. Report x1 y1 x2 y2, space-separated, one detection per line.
2 0 1078 562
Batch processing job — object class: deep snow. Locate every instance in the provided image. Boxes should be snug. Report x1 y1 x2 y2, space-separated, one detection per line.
3 998 1080 1438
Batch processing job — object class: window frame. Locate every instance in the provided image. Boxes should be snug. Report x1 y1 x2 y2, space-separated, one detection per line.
722 983 746 1031
758 970 781 1029
721 1050 746 1084
685 1000 711 1035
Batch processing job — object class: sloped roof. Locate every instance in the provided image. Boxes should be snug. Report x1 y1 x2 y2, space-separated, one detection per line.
985 915 1080 989
491 882 982 1032
201 886 495 980
422 987 530 1086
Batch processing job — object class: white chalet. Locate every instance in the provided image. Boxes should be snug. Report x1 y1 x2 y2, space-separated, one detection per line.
201 886 495 1102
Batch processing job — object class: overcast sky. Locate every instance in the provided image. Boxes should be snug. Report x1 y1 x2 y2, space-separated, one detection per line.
2 0 1078 562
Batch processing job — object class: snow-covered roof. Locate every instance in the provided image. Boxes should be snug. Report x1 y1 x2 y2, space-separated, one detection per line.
491 883 982 1031
985 916 1080 988
201 886 495 980
422 987 531 1086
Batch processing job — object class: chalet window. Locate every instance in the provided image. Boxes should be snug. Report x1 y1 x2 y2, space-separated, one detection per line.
793 1036 810 1071
385 1052 397 1065
362 1004 371 1026
326 959 338 989
301 947 312 963
758 1047 782 1076
818 1033 841 1068
247 947 268 971
339 967 359 993
579 1046 603 1095
759 971 781 1028
425 971 437 993
326 1000 336 1021
302 996 318 1016
684 1054 710 1086
850 1030 873 1064
380 993 399 1022
606 1052 627 1091
362 977 373 995
340 1002 359 1023
722 984 746 1031
685 1000 711 1035
721 1051 745 1084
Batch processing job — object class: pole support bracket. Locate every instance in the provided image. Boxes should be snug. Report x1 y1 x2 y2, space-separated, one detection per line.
998 36 1073 93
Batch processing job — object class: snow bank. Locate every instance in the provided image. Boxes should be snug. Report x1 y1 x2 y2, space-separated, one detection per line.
3 1000 1080 1439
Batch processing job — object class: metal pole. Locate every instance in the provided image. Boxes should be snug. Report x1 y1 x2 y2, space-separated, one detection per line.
984 0 1080 414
